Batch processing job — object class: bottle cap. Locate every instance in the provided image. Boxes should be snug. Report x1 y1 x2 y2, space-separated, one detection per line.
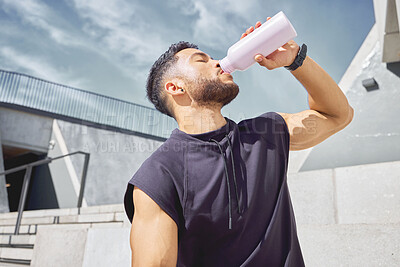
219 57 235 74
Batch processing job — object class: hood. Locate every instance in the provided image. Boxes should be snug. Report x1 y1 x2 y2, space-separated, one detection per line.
170 117 242 230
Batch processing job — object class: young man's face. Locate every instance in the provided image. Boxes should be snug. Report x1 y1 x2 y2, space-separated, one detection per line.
174 48 239 107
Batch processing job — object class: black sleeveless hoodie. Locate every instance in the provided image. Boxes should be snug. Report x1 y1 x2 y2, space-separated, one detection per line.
124 112 305 266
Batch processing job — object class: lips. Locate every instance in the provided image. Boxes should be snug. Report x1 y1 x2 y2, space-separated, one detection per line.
218 69 231 76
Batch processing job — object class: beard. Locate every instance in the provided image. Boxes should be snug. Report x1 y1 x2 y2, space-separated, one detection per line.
189 77 239 108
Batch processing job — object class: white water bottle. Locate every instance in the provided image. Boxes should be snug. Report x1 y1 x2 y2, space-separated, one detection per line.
219 11 297 74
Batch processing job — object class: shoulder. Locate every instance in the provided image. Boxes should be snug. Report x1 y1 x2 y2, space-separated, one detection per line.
125 138 184 226
141 137 183 168
238 112 289 138
238 111 285 126
131 143 182 193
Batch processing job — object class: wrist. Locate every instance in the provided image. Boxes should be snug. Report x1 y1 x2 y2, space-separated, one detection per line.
285 44 307 71
290 45 300 64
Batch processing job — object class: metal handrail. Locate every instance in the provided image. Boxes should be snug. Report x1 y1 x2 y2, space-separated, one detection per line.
0 151 90 235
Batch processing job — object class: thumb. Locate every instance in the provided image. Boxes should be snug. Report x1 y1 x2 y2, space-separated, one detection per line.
255 54 276 70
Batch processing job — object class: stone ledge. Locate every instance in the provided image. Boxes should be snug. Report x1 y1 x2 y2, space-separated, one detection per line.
0 247 33 261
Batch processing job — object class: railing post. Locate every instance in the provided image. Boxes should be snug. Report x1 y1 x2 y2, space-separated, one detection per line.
0 151 90 233
77 153 90 210
14 166 33 235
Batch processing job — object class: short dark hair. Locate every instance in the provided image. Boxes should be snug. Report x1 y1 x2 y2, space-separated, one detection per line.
146 41 198 118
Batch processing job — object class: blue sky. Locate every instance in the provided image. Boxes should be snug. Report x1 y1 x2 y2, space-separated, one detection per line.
0 0 375 123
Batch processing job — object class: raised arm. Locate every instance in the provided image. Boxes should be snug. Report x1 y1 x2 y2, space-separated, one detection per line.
277 55 353 150
242 18 353 151
130 186 178 266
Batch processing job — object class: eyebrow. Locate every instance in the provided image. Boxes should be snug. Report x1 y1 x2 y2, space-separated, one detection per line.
189 52 214 61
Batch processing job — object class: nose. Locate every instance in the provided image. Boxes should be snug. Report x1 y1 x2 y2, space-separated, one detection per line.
213 59 221 68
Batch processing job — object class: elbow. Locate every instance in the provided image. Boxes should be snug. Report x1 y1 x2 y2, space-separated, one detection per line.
336 105 354 129
344 105 354 126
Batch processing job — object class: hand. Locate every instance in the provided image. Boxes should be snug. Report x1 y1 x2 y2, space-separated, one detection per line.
240 17 300 70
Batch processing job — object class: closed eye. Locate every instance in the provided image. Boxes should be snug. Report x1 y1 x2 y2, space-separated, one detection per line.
190 52 213 63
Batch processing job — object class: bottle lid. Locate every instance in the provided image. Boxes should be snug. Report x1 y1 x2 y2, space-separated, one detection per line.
219 57 235 74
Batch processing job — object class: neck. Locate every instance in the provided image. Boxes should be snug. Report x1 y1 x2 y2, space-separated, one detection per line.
176 106 227 134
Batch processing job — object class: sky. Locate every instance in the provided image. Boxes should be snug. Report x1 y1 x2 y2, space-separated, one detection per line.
0 0 375 123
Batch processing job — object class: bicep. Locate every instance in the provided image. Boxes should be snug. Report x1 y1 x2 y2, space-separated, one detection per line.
277 109 352 151
130 186 178 267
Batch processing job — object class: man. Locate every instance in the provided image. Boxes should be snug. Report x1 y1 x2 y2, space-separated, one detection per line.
124 18 354 266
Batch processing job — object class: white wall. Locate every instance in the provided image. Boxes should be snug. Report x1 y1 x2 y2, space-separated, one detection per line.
288 160 400 266
55 119 164 206
0 107 52 153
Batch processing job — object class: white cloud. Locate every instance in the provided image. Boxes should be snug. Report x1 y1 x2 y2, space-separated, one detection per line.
71 0 167 74
167 0 261 49
72 0 135 27
1 0 82 47
0 0 149 82
167 0 297 50
0 46 88 88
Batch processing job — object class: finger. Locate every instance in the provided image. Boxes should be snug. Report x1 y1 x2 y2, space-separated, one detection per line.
266 49 279 58
245 26 254 35
266 17 271 21
240 33 247 40
255 54 277 70
255 21 262 29
255 54 264 62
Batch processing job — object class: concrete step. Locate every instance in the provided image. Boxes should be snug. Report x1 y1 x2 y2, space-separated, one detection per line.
0 211 127 227
0 225 37 235
0 205 128 267
0 235 35 246
0 204 124 220
0 261 30 267
58 213 116 224
36 222 125 231
0 208 77 220
1 221 127 236
90 222 125 229
0 248 32 261
0 217 54 226
30 227 131 267
78 204 124 215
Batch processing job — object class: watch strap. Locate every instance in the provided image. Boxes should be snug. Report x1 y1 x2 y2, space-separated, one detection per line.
284 44 307 71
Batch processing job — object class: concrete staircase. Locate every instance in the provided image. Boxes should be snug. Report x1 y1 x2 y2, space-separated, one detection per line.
0 204 129 266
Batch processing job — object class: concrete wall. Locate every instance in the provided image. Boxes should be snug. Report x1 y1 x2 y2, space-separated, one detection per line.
0 107 52 213
300 38 400 171
31 228 131 267
298 223 400 267
288 160 400 266
55 119 164 206
296 4 400 172
47 120 83 209
0 106 164 209
0 107 52 153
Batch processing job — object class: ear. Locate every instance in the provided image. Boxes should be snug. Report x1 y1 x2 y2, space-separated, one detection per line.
164 80 185 96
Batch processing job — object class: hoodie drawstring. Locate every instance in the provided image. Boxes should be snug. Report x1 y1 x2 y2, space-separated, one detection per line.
226 137 241 215
209 134 240 230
